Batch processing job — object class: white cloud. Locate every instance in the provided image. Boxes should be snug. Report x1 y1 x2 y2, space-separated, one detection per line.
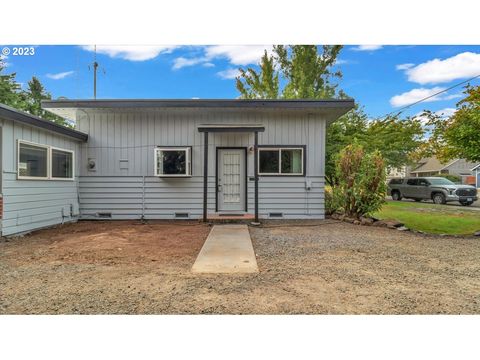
81 45 178 61
171 46 271 71
402 52 480 84
396 63 415 71
46 71 75 80
335 59 350 65
389 86 457 107
205 45 273 65
413 108 457 125
351 45 383 51
172 56 206 70
434 107 456 117
217 68 240 80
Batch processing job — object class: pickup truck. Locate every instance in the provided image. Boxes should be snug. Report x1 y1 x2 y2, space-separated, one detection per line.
387 177 478 206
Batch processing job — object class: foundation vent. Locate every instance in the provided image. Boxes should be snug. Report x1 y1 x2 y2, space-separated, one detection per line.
97 212 112 219
269 212 283 218
174 212 189 219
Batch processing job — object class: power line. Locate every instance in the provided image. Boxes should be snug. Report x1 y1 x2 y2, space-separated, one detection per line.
383 73 480 118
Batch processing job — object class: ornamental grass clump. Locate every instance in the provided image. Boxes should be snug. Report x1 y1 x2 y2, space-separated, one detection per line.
331 143 386 218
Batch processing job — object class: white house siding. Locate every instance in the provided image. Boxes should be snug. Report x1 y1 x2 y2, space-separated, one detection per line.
76 108 326 220
0 118 81 236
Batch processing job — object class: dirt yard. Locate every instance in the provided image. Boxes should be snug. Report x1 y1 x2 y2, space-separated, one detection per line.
1 220 479 314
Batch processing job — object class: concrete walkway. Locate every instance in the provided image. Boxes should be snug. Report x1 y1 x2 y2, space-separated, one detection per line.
192 225 259 274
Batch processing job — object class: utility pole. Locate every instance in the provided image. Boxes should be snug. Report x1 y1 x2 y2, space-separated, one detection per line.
88 45 106 99
93 45 98 99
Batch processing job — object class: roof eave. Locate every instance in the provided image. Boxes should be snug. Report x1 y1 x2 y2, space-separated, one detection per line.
42 98 355 110
0 104 88 142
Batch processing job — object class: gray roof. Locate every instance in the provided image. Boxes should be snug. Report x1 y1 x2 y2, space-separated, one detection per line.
42 98 355 121
0 103 88 142
42 98 354 109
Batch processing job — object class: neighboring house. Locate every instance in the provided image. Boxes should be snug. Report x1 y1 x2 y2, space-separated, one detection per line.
409 156 477 184
471 164 480 188
0 99 354 236
386 165 411 181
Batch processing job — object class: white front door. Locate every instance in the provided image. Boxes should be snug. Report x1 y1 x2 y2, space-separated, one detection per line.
217 148 246 212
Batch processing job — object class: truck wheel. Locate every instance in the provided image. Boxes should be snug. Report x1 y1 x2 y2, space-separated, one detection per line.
460 201 473 206
391 191 402 201
432 193 446 205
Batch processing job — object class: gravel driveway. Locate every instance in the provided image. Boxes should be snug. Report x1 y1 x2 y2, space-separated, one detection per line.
1 220 479 314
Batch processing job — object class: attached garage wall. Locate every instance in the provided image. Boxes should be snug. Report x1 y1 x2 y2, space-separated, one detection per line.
0 118 81 236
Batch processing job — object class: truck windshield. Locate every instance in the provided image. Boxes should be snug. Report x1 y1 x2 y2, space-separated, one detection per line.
427 178 455 185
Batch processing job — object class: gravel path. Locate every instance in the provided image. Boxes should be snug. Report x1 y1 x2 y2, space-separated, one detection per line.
1 220 479 314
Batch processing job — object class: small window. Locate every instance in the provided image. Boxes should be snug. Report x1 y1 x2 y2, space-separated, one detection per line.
407 179 418 185
258 147 304 176
18 142 48 179
51 148 74 179
155 147 191 177
389 178 403 185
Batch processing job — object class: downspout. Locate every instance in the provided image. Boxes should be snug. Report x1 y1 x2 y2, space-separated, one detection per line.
141 175 146 222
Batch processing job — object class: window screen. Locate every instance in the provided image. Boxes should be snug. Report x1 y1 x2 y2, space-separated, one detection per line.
52 149 73 179
18 143 48 178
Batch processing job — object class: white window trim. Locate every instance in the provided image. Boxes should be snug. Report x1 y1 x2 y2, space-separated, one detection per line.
258 147 304 176
50 146 75 181
154 147 192 177
17 140 75 181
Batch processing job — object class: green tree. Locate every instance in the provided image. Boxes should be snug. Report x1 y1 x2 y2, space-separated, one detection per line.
236 45 344 99
235 46 423 185
274 45 343 99
0 59 71 127
331 143 386 218
25 76 48 116
24 76 70 126
236 51 279 99
326 108 423 185
423 85 480 163
0 59 26 108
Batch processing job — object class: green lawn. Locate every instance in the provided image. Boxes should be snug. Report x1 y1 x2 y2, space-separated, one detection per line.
373 201 480 235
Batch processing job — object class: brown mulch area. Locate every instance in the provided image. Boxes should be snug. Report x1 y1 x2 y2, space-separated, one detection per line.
1 220 479 314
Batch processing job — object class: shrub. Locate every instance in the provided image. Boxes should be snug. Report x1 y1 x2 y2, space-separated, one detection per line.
432 173 461 183
324 186 335 215
331 143 386 218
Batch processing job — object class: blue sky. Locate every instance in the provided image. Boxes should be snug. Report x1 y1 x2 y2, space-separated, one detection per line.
2 45 480 118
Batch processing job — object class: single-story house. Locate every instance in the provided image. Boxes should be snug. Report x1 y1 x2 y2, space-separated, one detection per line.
409 156 478 185
0 99 354 236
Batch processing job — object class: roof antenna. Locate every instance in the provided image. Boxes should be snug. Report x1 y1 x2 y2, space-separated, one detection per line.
88 45 106 99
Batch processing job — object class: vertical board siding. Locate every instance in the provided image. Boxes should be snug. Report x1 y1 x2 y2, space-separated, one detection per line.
76 109 326 220
1 118 81 236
